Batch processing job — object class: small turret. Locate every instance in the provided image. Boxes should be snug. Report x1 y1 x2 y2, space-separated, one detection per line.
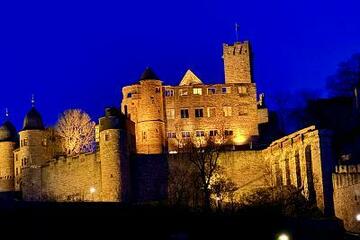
136 67 166 154
99 107 131 202
0 110 17 192
19 97 49 200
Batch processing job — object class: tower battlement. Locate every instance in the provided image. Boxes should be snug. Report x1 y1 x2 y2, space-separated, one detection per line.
223 41 252 84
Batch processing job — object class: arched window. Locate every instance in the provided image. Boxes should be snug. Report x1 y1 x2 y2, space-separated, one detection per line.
305 145 317 204
295 151 302 188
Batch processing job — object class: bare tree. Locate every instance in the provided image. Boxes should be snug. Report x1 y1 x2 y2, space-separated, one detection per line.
179 138 223 210
55 109 96 156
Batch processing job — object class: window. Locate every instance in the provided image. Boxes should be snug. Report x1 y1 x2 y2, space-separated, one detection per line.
238 86 248 94
195 108 204 118
23 138 28 146
167 132 176 138
222 87 231 94
165 89 174 97
181 131 190 138
223 106 232 117
179 89 188 96
155 87 161 93
105 134 109 141
209 130 218 136
196 130 205 137
208 88 216 95
180 109 189 118
42 138 47 146
193 88 202 95
16 168 18 176
142 131 147 141
224 130 233 136
207 107 216 117
127 93 132 98
166 109 175 119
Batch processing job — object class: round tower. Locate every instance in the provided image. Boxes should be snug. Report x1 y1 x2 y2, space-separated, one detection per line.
19 101 48 200
136 67 166 154
99 107 130 202
0 117 17 192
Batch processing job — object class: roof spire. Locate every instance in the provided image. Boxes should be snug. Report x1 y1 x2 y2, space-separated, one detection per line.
5 108 9 118
31 94 35 107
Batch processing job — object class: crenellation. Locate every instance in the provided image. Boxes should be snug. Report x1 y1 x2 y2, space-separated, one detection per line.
0 39 357 233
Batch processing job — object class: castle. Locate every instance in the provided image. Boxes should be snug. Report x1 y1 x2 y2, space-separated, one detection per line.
0 40 358 232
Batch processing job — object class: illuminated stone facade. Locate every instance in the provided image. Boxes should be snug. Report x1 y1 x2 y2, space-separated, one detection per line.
122 41 268 153
0 39 356 232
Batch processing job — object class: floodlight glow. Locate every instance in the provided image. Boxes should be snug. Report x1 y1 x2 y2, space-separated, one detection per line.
277 233 289 240
90 187 96 194
356 214 360 221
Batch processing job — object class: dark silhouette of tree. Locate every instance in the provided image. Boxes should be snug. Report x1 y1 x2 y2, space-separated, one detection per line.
326 53 360 97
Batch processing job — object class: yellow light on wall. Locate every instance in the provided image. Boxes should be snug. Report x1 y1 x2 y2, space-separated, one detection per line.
90 187 96 194
233 133 247 145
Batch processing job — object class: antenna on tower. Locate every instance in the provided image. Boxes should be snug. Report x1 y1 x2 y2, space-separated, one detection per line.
235 23 240 42
31 94 35 107
5 108 9 118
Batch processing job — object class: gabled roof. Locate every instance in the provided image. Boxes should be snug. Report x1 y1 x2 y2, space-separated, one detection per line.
179 70 203 86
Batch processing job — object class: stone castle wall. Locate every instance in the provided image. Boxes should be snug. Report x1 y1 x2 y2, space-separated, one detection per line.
0 142 15 192
219 150 268 197
333 165 360 233
41 152 101 201
262 126 334 215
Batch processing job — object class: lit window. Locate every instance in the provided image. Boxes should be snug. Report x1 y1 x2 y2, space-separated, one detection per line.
167 132 176 138
209 130 218 136
195 108 204 118
193 88 202 95
181 131 191 138
42 138 47 146
207 107 216 117
180 109 189 118
165 89 174 97
207 88 216 95
238 86 248 94
222 87 231 94
179 89 188 96
195 130 205 137
223 106 232 117
166 109 175 119
225 130 233 136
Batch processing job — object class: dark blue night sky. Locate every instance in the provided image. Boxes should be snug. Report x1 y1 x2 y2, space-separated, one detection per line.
0 0 359 130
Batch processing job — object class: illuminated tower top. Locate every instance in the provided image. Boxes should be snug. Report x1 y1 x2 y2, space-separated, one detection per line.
223 41 252 84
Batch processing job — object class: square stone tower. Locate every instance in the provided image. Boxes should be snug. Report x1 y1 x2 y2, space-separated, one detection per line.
223 41 252 84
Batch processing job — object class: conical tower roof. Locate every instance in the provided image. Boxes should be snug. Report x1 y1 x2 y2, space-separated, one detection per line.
139 67 160 81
